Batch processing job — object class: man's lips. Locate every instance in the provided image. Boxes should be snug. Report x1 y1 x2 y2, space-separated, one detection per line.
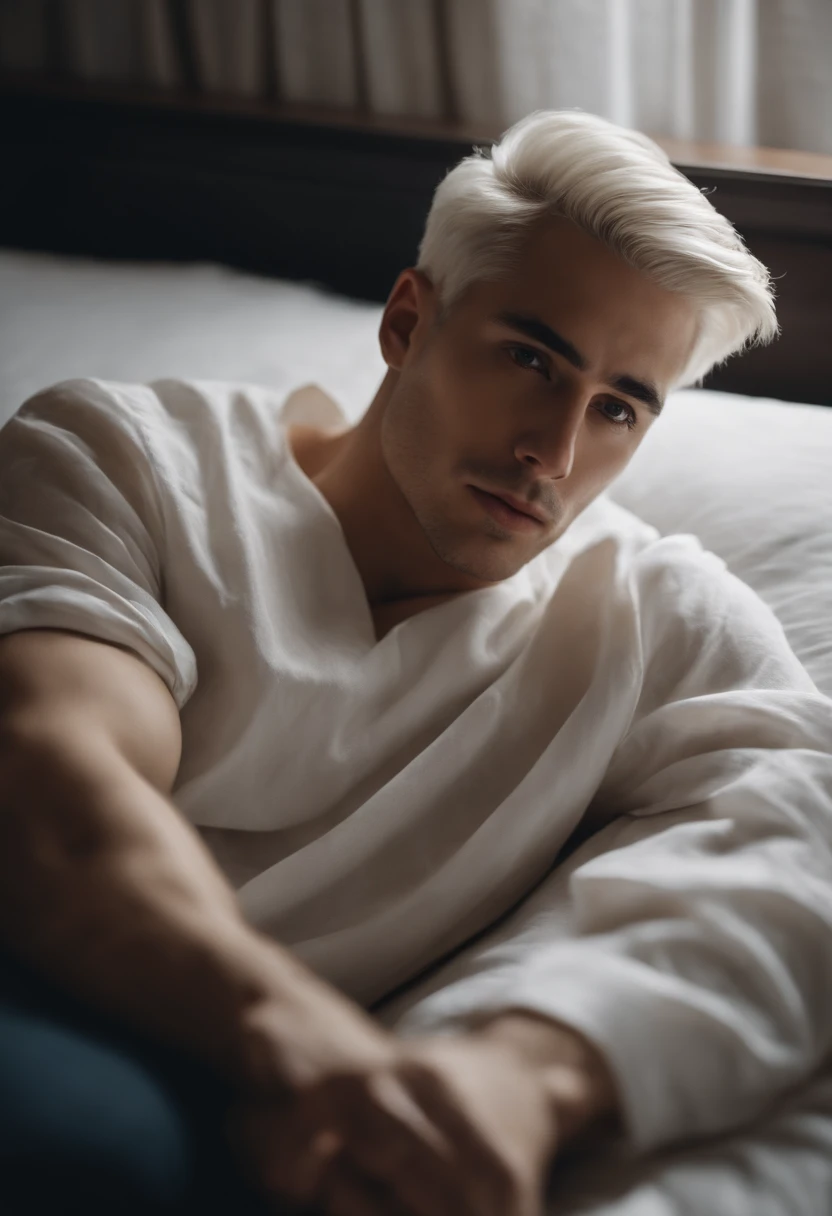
468 485 548 532
472 485 549 523
490 489 549 523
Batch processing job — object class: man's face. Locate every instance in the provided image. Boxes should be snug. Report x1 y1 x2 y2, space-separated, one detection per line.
378 215 699 584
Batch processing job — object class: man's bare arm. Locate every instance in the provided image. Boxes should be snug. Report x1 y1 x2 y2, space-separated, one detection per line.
0 628 354 1081
0 629 618 1214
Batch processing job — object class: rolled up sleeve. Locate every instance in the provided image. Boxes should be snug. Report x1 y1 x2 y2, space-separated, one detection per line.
0 378 197 707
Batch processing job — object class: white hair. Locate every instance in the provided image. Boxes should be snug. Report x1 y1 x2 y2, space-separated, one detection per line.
417 110 778 388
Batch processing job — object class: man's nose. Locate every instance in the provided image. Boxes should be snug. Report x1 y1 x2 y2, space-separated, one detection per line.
513 396 585 481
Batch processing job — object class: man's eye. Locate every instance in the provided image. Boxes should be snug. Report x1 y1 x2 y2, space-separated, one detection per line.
600 400 637 429
507 344 548 376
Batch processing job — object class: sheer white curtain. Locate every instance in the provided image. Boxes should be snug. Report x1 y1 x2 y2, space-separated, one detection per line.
446 0 831 153
446 0 761 143
1 0 829 154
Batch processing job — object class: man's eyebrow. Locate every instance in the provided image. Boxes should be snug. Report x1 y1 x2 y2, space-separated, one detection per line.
497 312 587 371
608 374 664 417
495 311 664 416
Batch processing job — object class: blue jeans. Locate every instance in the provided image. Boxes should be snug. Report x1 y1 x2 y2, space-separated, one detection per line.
0 951 281 1215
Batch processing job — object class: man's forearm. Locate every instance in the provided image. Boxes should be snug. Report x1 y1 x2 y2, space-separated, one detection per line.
0 728 317 1082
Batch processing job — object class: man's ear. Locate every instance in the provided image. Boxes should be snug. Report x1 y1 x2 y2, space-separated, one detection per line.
379 269 438 371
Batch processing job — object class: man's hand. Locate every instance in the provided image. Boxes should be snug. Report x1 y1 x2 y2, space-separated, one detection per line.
226 986 618 1216
229 1032 557 1216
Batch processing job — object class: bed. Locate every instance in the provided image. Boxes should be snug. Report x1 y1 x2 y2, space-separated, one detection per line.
2 79 832 1215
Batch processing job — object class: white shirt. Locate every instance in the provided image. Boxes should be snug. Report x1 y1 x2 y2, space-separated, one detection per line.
2 376 831 1153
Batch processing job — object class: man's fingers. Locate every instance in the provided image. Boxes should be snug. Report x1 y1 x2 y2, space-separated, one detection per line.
322 1158 408 1216
398 1056 528 1216
323 1070 450 1163
283 1126 344 1202
368 1070 451 1155
227 1095 344 1204
321 1071 480 1216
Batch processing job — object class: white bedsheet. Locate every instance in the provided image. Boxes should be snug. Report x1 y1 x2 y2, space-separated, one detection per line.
2 248 831 1214
0 249 387 429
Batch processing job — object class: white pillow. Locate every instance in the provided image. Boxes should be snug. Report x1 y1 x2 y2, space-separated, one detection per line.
609 389 832 698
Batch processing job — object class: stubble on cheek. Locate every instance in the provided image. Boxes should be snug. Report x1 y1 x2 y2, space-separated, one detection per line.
380 371 452 505
379 368 558 581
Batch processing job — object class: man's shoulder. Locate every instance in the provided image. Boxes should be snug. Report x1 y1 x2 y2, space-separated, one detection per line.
9 375 301 484
8 376 151 442
625 525 816 697
558 497 808 685
11 374 294 437
0 377 167 515
564 496 735 607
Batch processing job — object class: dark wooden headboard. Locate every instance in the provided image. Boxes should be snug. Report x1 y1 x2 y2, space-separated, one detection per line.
1 79 830 406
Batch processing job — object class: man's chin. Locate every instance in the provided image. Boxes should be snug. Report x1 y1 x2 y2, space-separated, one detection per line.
430 536 535 585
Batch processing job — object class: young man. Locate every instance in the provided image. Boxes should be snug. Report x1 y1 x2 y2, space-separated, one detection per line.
1 110 830 1216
